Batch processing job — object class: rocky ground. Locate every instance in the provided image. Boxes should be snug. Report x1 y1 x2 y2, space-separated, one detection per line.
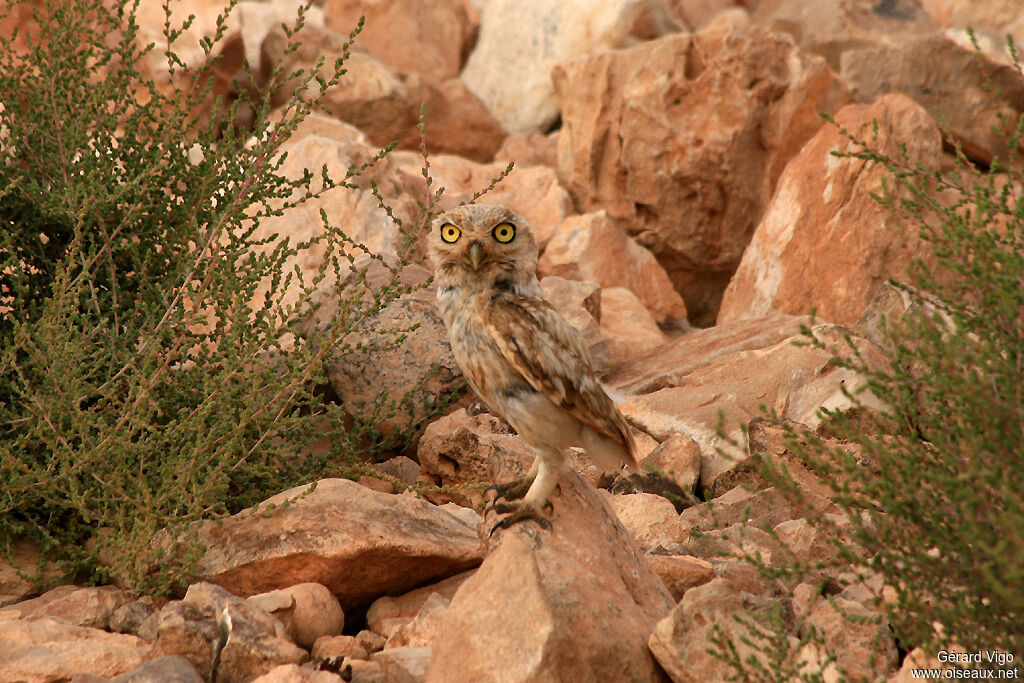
2 0 1023 681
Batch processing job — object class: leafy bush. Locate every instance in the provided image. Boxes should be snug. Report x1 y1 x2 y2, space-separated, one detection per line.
0 0 445 593
713 38 1024 678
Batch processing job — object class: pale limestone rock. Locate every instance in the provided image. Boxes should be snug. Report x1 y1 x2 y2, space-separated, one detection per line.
462 0 645 134
251 663 346 683
186 480 484 610
718 94 943 327
366 571 473 638
554 26 852 324
539 211 687 323
612 433 701 508
2 585 135 630
426 470 674 682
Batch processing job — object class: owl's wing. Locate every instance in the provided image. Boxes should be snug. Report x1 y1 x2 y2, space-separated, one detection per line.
482 295 637 465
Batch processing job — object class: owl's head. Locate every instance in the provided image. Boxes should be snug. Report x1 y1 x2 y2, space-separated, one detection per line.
428 204 539 287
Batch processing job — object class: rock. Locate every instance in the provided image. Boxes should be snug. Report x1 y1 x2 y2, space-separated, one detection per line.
247 583 345 649
372 456 422 486
355 629 388 655
324 0 473 79
154 582 306 683
494 131 560 169
346 659 387 683
598 287 671 369
607 314 806 394
554 26 852 324
539 276 609 374
392 151 574 247
0 614 152 682
644 554 715 601
416 409 532 500
311 634 369 663
261 27 505 161
617 322 883 490
804 596 898 680
233 1 326 72
538 211 687 323
251 663 346 682
109 598 159 637
365 570 473 638
247 115 422 317
0 539 66 607
385 592 450 649
462 0 645 134
426 470 674 682
648 578 790 682
106 655 204 683
837 36 1024 165
185 479 484 610
718 94 943 327
679 485 801 534
1 584 135 630
607 493 687 551
323 265 464 445
663 0 749 29
751 0 1024 165
611 433 701 509
890 647 953 682
374 647 431 683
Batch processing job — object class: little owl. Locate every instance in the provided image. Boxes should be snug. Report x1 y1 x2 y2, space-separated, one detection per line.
428 204 639 532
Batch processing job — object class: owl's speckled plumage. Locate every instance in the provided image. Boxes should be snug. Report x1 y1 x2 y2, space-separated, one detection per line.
429 204 638 530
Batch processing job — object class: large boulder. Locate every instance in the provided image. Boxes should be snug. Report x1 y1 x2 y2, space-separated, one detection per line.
426 470 675 682
554 25 852 324
717 94 942 327
185 479 485 610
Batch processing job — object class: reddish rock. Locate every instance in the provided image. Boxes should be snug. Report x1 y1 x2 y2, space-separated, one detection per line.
251 663 346 682
384 592 450 649
659 0 750 29
612 433 701 507
462 0 645 134
426 470 674 682
804 596 898 680
648 578 786 682
0 614 152 682
374 647 431 683
365 570 473 638
599 287 670 369
416 409 531 500
538 211 687 323
718 94 943 327
617 323 883 490
644 554 715 601
185 479 484 610
247 583 345 650
154 582 306 683
324 0 473 79
752 0 1024 165
0 540 66 607
607 493 687 551
494 131 560 169
554 26 852 324
311 634 369 663
3 585 136 630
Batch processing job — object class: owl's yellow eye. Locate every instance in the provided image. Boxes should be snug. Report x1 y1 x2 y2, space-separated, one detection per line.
492 222 516 243
440 223 461 243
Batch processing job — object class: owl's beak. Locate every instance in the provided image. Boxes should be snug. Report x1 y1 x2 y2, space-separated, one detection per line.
468 241 484 270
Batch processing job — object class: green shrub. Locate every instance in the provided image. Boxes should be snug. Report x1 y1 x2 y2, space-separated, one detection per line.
713 38 1024 678
0 0 447 594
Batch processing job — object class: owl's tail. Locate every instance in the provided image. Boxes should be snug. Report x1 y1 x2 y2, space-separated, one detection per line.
581 425 640 474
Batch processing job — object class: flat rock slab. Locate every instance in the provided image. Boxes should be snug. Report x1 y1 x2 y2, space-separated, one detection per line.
427 470 674 682
190 479 485 610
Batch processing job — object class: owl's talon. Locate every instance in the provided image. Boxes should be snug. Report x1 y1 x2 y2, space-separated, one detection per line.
484 475 534 503
487 501 553 537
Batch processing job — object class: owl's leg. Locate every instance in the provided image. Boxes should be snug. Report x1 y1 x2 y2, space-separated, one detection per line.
489 451 563 535
484 458 538 503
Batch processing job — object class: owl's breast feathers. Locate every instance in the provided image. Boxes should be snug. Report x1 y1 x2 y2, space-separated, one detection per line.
477 292 637 464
